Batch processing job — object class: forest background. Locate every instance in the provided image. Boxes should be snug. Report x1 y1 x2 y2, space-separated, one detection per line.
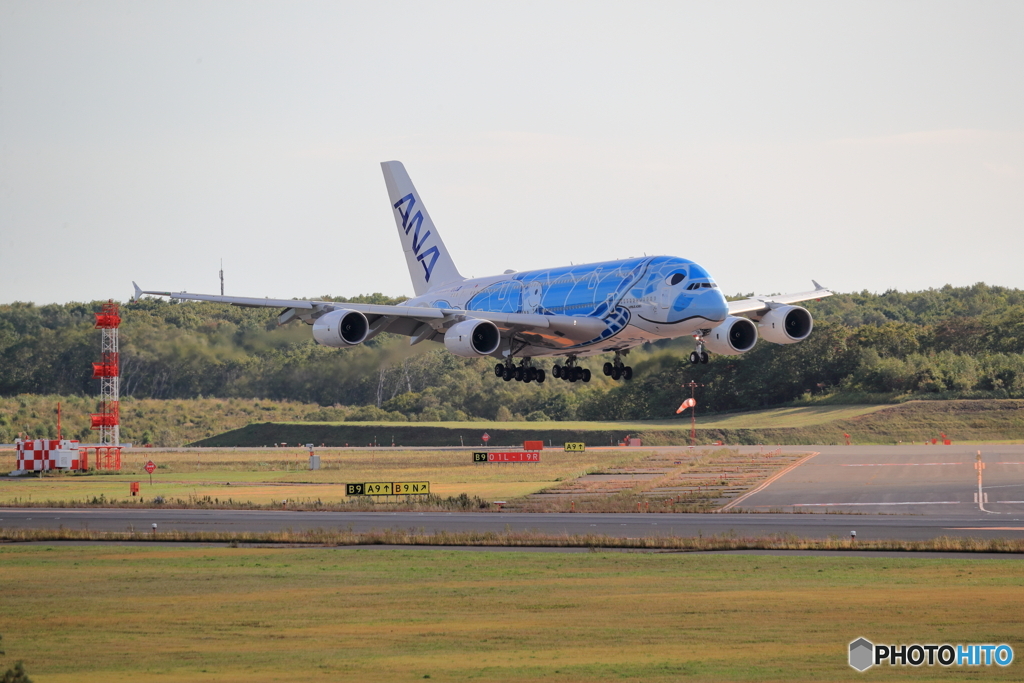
2 284 1024 445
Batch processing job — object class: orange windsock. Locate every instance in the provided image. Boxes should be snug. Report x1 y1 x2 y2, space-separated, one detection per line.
676 397 697 414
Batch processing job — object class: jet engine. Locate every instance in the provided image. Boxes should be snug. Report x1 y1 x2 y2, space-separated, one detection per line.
704 316 758 355
444 319 501 357
311 309 369 347
758 305 813 344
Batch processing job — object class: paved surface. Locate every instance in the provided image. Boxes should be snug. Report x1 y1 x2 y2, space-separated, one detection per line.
3 445 1024 542
2 507 1024 541
732 444 1024 516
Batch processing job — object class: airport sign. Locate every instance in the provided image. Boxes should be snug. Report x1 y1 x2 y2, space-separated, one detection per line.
564 442 586 452
473 452 540 463
346 482 430 496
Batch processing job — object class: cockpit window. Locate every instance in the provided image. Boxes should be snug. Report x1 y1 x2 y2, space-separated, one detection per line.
667 271 686 286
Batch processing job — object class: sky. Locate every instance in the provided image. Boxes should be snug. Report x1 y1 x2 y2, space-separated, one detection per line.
1 1 1022 305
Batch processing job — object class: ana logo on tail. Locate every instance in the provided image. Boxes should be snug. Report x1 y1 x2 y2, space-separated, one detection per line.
393 193 440 282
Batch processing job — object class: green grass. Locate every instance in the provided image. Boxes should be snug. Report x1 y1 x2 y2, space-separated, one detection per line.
193 399 1024 446
694 404 891 428
1 545 1022 682
0 394 325 446
294 404 892 431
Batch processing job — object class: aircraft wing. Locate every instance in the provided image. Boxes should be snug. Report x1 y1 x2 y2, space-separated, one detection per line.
727 280 833 316
134 283 607 344
136 284 445 318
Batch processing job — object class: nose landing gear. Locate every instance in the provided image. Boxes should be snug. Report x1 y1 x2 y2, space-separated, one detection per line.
689 335 709 364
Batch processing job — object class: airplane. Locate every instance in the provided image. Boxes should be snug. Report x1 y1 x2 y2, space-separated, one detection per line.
135 161 833 385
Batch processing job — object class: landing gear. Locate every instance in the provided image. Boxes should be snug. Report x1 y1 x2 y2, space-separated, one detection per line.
603 351 633 381
498 358 545 384
553 357 590 383
689 336 709 365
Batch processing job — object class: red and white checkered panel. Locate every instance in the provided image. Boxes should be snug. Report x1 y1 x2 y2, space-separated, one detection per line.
15 439 81 471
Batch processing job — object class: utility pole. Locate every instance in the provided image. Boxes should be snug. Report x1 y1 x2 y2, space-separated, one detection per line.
683 380 703 446
219 259 224 295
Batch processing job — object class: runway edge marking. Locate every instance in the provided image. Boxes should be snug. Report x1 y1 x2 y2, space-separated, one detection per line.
716 451 820 512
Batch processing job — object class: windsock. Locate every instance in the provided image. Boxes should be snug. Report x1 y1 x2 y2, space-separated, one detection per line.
676 397 697 414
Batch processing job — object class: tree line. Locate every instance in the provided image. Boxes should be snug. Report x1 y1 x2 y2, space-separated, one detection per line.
2 283 1023 423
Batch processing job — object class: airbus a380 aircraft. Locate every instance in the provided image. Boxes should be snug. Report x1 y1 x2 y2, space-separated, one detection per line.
136 161 832 385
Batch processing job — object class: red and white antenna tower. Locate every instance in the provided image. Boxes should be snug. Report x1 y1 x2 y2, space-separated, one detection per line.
90 300 121 468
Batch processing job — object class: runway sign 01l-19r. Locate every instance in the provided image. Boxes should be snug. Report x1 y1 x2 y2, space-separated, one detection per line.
346 482 430 495
473 452 541 462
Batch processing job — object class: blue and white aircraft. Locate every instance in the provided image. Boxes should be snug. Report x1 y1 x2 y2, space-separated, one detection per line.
136 161 832 384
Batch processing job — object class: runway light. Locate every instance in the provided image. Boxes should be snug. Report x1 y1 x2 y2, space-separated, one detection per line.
851 530 857 541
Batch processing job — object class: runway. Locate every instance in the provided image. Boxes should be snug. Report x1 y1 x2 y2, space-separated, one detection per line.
728 444 1024 516
3 444 1024 542
2 507 1024 541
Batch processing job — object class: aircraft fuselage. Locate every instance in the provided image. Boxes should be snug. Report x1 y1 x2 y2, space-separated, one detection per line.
402 255 729 358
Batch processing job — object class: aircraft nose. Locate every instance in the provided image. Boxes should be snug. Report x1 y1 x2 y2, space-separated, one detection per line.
706 289 728 322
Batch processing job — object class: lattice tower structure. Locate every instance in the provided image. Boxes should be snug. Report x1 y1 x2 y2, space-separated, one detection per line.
91 300 121 447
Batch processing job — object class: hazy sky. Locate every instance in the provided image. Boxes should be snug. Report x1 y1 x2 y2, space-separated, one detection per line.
2 1 1022 305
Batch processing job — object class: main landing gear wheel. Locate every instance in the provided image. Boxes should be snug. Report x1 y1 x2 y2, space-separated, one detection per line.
555 357 590 383
606 353 632 381
498 357 546 384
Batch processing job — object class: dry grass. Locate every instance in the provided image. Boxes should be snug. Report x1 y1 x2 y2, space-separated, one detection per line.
0 447 809 512
0 447 652 508
2 526 1023 553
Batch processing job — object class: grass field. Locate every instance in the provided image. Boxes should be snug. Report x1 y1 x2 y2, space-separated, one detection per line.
1 545 1022 682
0 447 655 506
294 404 893 431
193 400 1024 447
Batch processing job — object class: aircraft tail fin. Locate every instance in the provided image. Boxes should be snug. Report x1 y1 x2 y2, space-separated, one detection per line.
380 161 465 297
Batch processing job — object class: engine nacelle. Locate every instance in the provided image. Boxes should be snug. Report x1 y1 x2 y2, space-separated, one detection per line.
311 309 369 347
758 305 813 344
704 316 758 355
444 319 501 357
